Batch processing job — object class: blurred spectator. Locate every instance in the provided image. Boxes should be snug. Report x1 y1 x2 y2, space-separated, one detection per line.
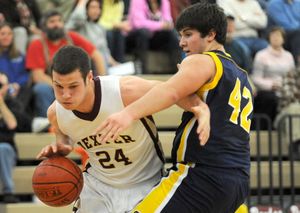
274 68 300 158
66 0 119 69
224 15 252 72
26 10 106 118
36 0 77 21
99 0 130 63
218 0 268 57
0 73 19 203
0 0 42 54
251 26 295 129
0 22 33 117
170 0 191 23
0 22 50 132
126 0 181 74
191 0 216 4
277 68 300 112
267 0 300 65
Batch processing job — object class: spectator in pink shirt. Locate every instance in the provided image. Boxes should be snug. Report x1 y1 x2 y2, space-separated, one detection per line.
126 0 181 74
251 26 295 129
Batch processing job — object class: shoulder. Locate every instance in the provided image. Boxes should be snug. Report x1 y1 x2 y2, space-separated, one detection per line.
254 48 268 59
47 101 57 123
27 38 43 53
181 54 216 72
68 31 86 40
27 38 42 48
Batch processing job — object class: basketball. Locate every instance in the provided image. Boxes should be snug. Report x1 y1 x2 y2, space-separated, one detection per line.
32 155 83 207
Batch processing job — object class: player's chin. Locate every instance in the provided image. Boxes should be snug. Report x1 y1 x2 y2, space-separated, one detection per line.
61 102 75 110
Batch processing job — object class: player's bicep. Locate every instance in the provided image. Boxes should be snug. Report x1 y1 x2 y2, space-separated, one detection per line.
165 55 215 100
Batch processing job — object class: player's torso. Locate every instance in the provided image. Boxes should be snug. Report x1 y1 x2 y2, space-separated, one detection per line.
173 51 253 175
56 76 164 186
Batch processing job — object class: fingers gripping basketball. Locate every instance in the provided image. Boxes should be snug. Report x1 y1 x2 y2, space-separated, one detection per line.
32 155 83 207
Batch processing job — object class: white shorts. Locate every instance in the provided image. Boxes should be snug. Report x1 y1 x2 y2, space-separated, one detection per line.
73 171 161 213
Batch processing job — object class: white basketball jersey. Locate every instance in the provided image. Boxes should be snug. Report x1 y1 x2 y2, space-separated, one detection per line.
56 76 164 186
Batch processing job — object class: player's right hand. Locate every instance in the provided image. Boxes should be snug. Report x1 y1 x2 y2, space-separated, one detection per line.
36 142 73 159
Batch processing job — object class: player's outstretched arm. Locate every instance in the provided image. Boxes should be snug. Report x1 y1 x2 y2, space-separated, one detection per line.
36 102 73 159
96 55 215 143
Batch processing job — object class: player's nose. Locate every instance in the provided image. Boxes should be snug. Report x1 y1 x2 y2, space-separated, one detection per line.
62 89 71 99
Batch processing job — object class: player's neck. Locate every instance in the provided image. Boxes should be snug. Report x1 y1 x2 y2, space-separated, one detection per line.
205 42 225 53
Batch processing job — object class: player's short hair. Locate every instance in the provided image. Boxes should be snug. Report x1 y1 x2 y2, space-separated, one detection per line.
175 3 227 45
51 45 91 80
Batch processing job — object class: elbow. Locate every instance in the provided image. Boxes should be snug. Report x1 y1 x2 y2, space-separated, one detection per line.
168 89 181 104
7 121 17 130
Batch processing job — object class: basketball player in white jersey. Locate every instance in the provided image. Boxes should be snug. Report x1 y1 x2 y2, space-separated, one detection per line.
36 45 210 213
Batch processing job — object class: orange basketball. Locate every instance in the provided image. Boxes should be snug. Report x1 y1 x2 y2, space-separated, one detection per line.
32 155 83 207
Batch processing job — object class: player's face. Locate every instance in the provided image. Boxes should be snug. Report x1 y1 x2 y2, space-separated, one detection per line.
52 69 91 110
179 28 207 56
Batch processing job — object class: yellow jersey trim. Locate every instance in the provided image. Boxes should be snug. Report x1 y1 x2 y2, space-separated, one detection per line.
177 117 197 162
197 51 224 97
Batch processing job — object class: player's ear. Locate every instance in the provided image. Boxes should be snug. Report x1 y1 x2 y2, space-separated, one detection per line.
86 71 94 82
87 70 94 80
207 29 216 42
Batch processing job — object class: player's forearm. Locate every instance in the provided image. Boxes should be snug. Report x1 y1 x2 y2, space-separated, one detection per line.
0 99 17 129
176 94 202 112
32 70 53 85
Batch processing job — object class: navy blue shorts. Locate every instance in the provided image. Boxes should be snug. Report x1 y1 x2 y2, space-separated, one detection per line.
132 163 249 213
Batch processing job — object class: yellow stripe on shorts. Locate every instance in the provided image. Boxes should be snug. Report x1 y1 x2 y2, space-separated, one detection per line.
132 163 190 213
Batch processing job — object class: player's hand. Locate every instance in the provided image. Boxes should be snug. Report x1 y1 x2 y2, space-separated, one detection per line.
95 110 134 143
191 104 210 146
36 142 73 159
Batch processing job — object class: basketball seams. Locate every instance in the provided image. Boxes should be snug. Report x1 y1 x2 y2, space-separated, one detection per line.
37 163 83 183
32 156 83 207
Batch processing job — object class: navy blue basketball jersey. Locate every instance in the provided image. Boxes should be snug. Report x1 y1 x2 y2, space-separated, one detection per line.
172 50 253 175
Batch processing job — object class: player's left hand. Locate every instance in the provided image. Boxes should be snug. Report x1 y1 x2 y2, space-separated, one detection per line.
95 110 134 143
191 104 210 146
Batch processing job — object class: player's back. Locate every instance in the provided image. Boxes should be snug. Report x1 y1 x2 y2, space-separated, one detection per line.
173 50 253 176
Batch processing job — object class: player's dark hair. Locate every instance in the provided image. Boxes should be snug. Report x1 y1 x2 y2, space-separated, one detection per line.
175 3 227 45
51 45 91 80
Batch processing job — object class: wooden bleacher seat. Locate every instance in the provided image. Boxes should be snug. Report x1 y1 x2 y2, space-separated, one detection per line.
0 202 72 213
14 133 80 162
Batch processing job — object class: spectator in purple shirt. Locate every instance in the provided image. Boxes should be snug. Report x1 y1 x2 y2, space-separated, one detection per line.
126 0 181 74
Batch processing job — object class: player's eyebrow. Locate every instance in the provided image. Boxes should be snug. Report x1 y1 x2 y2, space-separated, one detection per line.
53 80 80 86
181 27 192 33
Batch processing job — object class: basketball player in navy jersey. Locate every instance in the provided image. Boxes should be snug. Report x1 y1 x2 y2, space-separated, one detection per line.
97 3 254 213
36 45 210 213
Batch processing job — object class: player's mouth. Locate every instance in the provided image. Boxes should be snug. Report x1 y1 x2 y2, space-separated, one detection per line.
62 102 72 106
184 50 191 55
